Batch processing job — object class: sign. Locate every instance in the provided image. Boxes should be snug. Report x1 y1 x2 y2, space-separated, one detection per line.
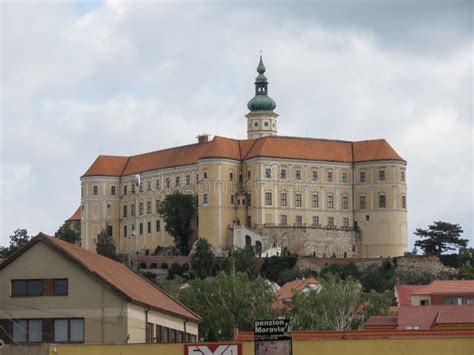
254 319 292 355
184 343 242 355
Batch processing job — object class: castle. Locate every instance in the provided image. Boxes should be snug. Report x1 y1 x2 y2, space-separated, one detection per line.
77 56 407 258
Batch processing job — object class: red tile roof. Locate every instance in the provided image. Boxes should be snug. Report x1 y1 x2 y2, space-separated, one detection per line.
82 136 405 177
411 280 474 295
65 206 81 223
365 316 398 327
0 234 200 322
397 305 474 330
276 277 319 302
396 284 425 305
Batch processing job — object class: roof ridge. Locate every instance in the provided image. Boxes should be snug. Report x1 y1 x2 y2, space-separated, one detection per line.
129 140 212 159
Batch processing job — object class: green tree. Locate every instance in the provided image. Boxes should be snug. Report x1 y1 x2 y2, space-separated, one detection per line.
414 221 468 256
5 229 31 256
55 222 81 245
360 260 396 293
158 192 196 255
261 256 298 284
320 262 360 281
457 264 474 280
191 238 214 279
224 247 256 277
167 263 190 280
178 272 276 341
96 228 117 260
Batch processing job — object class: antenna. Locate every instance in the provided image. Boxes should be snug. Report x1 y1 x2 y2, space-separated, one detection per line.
128 174 140 271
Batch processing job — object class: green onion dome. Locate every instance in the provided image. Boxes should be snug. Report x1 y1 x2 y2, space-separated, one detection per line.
247 56 277 112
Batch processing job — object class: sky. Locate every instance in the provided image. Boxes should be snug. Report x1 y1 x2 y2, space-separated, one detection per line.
1 0 472 250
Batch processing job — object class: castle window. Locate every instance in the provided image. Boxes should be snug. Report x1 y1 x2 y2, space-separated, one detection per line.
379 194 386 208
280 169 287 179
295 193 302 207
401 170 406 182
139 223 143 235
378 169 385 181
327 195 334 209
124 185 128 195
155 199 161 213
123 205 128 218
139 182 143 192
328 217 334 228
341 172 348 183
231 194 234 204
265 168 271 178
229 172 233 181
280 192 287 206
265 192 272 206
156 220 161 232
295 169 301 180
139 202 144 215
147 180 152 191
312 194 319 208
343 218 349 228
312 216 319 226
242 198 246 205
93 185 98 195
342 195 349 209
402 195 407 209
156 178 161 190
247 194 251 207
264 121 269 127
111 186 116 195
81 187 84 197
312 170 318 181
360 171 366 183
327 170 333 182
131 204 136 217
237 199 240 205
366 215 370 221
107 225 113 237
203 171 208 179
295 216 303 227
360 195 366 209
186 175 191 185
175 176 180 187
147 201 152 214
203 193 208 204
166 178 171 188
280 215 287 225
147 222 151 234
131 184 135 193
254 121 258 127
247 170 251 179
123 225 127 237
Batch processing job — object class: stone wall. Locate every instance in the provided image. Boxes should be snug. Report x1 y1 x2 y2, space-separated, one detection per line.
255 226 360 257
395 255 457 280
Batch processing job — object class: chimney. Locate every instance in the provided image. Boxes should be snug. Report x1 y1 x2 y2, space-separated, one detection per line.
197 134 210 144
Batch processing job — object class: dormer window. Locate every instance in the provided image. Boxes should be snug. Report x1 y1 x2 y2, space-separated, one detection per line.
264 121 269 127
254 122 258 127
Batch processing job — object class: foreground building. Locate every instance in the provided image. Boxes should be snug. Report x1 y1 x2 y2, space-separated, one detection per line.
78 56 407 257
0 234 200 345
396 280 474 306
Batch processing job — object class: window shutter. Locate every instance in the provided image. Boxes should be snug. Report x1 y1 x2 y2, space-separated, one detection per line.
0 319 12 344
44 279 54 296
43 319 54 343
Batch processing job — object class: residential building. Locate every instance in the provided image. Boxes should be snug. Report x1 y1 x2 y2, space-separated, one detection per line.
77 56 407 258
395 280 474 306
0 234 200 345
275 277 320 307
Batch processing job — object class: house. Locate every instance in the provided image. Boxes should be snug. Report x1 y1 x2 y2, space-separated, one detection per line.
396 280 474 306
0 234 200 345
275 277 320 307
366 305 474 330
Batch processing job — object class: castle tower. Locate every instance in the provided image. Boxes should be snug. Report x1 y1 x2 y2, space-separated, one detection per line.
246 55 278 139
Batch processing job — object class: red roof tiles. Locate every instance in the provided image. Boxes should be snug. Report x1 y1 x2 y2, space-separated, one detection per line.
396 284 425 305
365 316 398 327
82 135 405 177
276 277 319 302
411 280 474 295
0 235 200 322
65 206 81 223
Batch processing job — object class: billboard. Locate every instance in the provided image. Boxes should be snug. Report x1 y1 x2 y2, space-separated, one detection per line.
254 319 292 355
184 343 243 355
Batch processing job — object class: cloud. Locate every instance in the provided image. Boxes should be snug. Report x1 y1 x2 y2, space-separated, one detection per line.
1 1 472 249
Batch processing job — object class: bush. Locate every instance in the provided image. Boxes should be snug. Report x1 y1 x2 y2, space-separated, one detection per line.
361 264 395 293
167 263 190 280
261 256 297 283
320 263 360 281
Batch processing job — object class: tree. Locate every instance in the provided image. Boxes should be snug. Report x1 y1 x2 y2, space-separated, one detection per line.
4 229 31 257
223 247 256 277
178 272 276 341
414 221 468 256
96 228 117 260
319 262 360 281
261 256 298 284
158 192 196 255
191 238 214 279
360 260 396 293
55 222 81 245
